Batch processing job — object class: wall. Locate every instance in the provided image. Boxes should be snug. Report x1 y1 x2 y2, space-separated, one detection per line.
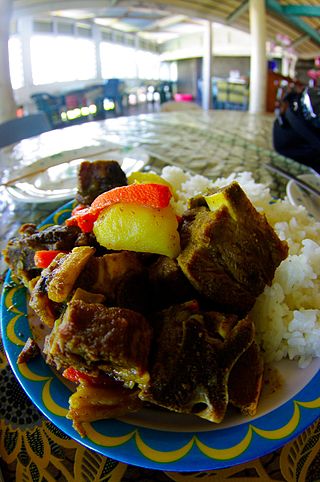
175 56 250 101
211 56 250 80
161 25 251 101
176 58 199 98
160 24 252 62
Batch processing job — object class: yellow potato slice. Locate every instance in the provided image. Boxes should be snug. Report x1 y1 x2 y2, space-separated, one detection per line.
204 191 237 220
93 203 180 258
127 171 176 198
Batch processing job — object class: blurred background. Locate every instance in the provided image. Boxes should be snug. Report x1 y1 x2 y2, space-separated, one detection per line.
0 0 319 128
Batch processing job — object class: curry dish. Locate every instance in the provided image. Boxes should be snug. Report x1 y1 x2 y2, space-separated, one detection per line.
3 160 288 436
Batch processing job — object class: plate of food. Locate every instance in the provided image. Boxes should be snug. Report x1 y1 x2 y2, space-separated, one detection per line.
1 160 320 471
286 173 320 221
4 146 149 203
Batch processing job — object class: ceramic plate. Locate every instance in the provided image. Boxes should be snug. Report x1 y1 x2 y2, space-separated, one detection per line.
5 147 149 203
2 202 320 471
286 173 320 221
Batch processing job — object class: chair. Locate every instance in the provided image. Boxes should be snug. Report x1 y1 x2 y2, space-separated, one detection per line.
94 79 125 116
0 112 51 149
157 81 174 104
31 92 66 128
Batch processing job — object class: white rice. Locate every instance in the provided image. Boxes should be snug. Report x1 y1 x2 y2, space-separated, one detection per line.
161 166 320 368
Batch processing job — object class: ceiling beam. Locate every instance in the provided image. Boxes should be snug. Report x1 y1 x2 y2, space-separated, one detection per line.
266 0 320 45
281 5 320 17
129 0 226 24
291 33 310 48
12 0 118 18
226 0 249 24
138 14 187 32
96 13 163 21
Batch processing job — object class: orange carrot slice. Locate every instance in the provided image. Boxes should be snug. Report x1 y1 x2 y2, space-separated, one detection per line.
66 183 172 233
34 250 67 268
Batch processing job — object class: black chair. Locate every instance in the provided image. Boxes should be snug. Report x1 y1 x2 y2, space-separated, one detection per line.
95 79 125 116
105 79 125 114
158 81 174 104
0 112 51 149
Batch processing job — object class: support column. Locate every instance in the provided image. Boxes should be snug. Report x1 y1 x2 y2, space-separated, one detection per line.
0 0 17 122
289 55 297 79
19 17 33 100
92 23 102 80
134 34 140 80
281 54 290 77
249 0 267 113
202 20 213 111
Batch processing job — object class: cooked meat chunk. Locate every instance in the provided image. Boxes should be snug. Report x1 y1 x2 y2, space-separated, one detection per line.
29 270 64 329
29 246 95 327
178 182 288 315
78 251 150 313
139 301 254 423
3 223 96 285
44 300 152 387
17 337 40 364
29 279 63 328
148 256 197 309
204 310 239 339
228 341 264 416
72 287 105 304
67 383 142 437
15 224 86 250
76 160 127 205
44 246 95 303
205 309 264 416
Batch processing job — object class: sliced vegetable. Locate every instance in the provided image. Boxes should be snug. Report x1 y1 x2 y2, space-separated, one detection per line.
92 182 171 211
62 367 116 387
127 171 175 196
67 383 142 436
204 191 237 220
66 208 96 233
93 202 180 258
66 183 172 233
71 204 87 216
34 250 67 269
62 367 93 384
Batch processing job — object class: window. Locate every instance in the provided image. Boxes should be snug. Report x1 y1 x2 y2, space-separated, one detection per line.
9 36 24 89
159 61 177 82
100 42 136 79
100 42 161 80
77 25 92 38
57 22 74 35
136 50 160 80
55 36 78 82
75 38 96 80
31 34 96 85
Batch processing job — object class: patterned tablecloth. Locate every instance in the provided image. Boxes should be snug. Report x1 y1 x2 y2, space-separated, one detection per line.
0 110 319 482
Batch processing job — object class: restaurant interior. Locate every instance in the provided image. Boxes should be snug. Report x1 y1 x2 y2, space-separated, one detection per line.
0 1 320 482
1 0 319 131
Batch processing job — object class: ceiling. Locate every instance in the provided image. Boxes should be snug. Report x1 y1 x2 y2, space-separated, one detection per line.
12 0 320 59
